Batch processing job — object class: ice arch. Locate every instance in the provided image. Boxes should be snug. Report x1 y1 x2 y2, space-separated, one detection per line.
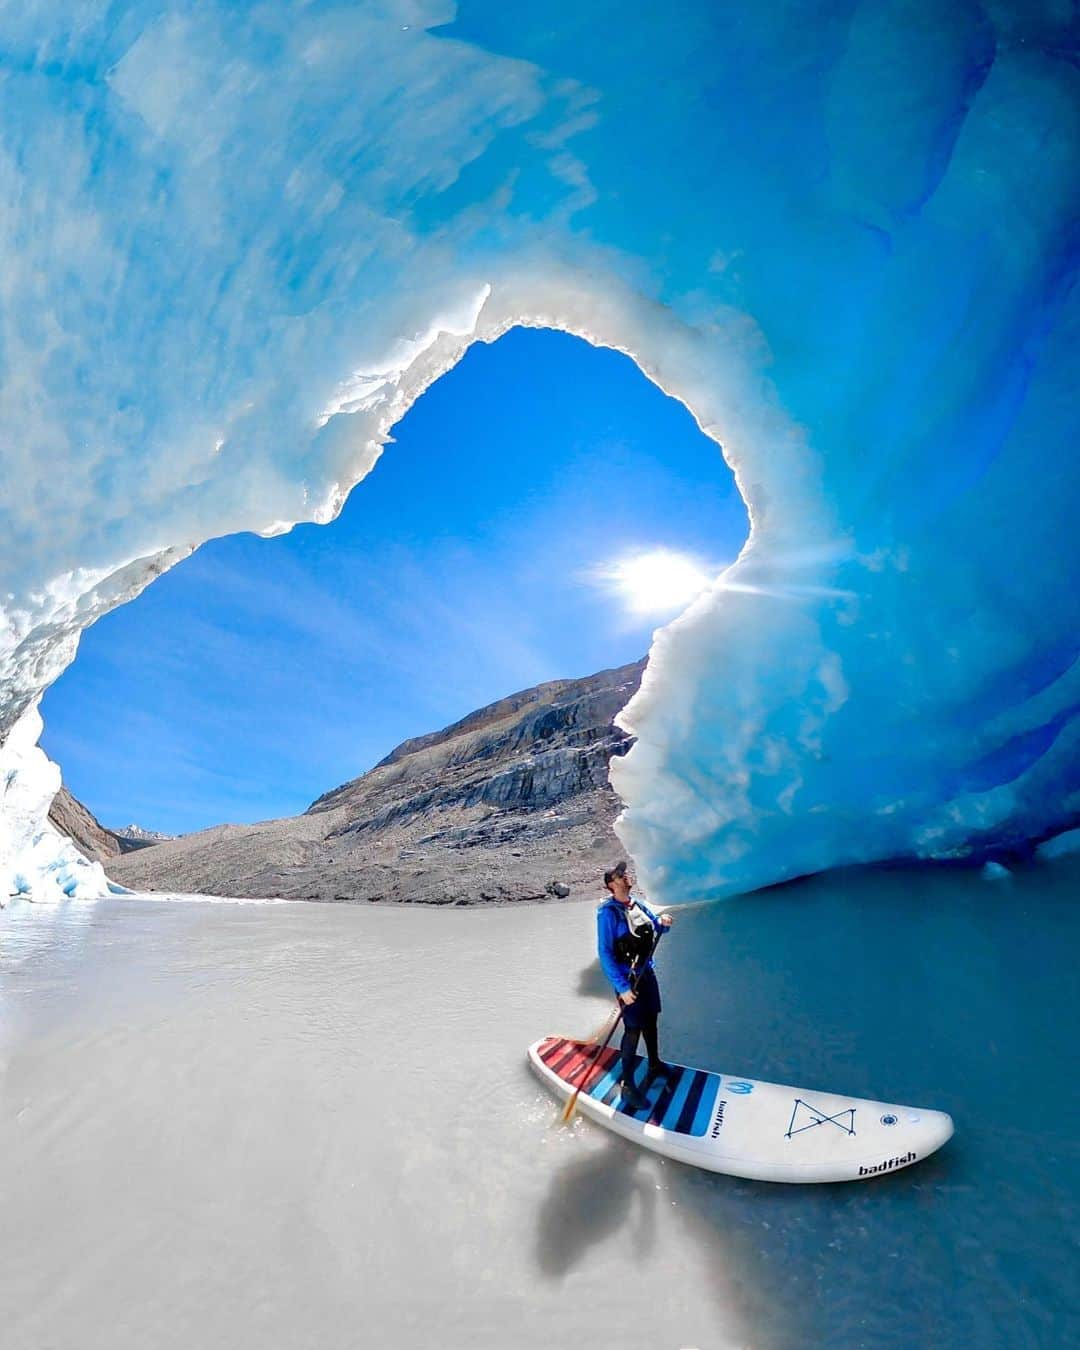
1 1 1078 904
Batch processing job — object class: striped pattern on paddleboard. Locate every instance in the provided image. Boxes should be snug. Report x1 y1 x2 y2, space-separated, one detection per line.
536 1035 719 1137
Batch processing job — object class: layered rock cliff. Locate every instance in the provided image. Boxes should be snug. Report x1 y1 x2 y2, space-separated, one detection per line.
48 786 123 863
107 659 645 904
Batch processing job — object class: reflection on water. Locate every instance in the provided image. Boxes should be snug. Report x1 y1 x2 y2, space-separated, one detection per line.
660 860 1080 1349
575 959 611 1000
1 857 1076 1349
535 1138 657 1278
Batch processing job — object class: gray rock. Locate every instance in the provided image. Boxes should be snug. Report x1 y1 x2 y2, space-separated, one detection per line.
48 786 123 862
109 659 646 905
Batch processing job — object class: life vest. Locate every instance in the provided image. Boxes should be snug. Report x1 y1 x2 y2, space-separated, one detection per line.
612 899 656 967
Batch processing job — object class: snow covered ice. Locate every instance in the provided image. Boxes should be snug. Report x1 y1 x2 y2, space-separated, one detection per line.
2 1 1079 902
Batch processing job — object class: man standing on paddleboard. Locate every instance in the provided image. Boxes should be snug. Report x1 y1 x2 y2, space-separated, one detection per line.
597 860 674 1111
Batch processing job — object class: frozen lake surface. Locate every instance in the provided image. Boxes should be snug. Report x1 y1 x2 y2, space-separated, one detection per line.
2 862 1077 1349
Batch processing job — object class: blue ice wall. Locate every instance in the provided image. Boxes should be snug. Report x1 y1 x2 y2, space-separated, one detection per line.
0 1 1077 900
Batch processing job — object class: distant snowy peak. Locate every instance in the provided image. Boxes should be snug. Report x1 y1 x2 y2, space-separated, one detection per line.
116 823 175 841
113 823 176 847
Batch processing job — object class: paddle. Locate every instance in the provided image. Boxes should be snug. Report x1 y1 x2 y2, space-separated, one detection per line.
559 978 637 1125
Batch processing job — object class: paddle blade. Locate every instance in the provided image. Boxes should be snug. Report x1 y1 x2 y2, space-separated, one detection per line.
560 1092 579 1125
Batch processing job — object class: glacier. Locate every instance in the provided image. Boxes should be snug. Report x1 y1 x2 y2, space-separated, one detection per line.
1 0 1078 905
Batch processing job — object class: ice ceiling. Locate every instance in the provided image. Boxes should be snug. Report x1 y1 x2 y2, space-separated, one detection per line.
1 0 1078 903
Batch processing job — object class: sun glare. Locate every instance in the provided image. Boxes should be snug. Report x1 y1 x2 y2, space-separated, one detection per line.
595 548 715 617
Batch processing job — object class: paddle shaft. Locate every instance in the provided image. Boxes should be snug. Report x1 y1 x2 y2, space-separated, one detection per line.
561 975 639 1121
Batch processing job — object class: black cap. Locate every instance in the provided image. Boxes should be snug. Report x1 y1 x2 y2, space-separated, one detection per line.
603 860 628 886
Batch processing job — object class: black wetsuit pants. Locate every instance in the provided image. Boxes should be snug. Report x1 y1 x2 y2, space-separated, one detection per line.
619 967 662 1084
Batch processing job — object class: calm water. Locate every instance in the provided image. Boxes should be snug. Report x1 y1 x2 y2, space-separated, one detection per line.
1 861 1077 1349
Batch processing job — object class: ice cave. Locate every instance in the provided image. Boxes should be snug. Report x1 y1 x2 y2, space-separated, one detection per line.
2 0 1078 907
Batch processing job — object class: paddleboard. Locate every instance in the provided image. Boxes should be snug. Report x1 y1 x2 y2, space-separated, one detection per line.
528 1036 953 1183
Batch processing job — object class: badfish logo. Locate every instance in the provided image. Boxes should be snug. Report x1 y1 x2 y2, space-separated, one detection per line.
880 1113 898 1126
727 1080 754 1095
710 1100 728 1138
858 1152 916 1176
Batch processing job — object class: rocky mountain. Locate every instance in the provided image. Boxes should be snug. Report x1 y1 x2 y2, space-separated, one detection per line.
48 786 124 863
107 658 646 904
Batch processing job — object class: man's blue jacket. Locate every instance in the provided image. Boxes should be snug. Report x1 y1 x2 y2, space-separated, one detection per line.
597 895 665 996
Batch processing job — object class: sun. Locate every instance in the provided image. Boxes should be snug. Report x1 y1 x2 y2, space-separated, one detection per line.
596 548 715 617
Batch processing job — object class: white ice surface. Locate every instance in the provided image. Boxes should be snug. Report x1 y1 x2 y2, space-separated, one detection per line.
0 705 119 902
1 1 1078 904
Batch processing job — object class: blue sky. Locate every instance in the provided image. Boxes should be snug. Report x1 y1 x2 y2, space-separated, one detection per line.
40 328 747 834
